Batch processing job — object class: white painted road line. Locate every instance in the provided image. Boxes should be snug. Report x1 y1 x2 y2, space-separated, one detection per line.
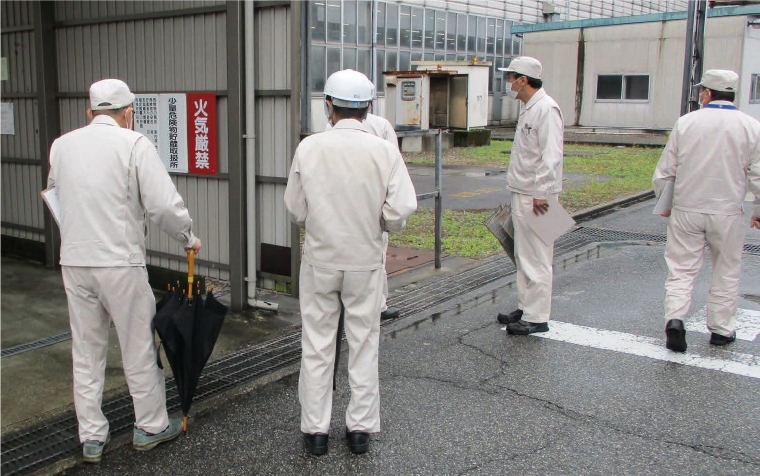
685 307 760 342
532 321 760 379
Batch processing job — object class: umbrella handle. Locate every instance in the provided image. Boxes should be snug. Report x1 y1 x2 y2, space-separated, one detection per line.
187 250 195 299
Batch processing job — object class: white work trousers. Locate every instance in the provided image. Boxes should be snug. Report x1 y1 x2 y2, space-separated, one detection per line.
62 266 169 443
512 192 555 323
381 232 389 312
298 262 384 434
664 209 745 336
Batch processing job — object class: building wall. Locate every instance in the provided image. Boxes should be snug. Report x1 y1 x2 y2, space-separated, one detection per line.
523 15 750 129
740 20 760 120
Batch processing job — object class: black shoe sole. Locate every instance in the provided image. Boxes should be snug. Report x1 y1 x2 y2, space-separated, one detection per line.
709 335 736 346
506 323 549 335
349 443 369 454
665 327 687 353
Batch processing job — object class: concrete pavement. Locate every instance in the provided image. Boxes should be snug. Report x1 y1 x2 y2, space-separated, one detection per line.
59 201 760 475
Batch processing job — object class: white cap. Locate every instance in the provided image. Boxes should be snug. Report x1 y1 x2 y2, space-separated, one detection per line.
498 56 542 80
324 69 373 108
89 79 135 110
697 69 738 92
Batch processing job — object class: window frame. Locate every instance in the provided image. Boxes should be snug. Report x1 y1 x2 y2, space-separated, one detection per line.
595 74 651 103
751 73 760 104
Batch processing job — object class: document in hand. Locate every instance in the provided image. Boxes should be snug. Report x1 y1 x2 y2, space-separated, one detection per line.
484 203 516 264
40 187 61 226
524 196 575 246
652 180 674 215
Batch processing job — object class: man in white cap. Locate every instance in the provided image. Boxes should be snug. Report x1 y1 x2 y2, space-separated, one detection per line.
47 79 201 462
285 69 416 456
324 71 401 320
653 69 760 353
495 56 564 335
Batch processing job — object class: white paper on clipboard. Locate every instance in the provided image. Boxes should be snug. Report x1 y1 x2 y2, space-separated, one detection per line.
523 196 576 246
41 187 62 226
652 181 674 215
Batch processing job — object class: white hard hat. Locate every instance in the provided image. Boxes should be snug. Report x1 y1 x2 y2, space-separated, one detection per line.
697 69 738 92
89 79 135 110
324 69 372 108
498 56 542 80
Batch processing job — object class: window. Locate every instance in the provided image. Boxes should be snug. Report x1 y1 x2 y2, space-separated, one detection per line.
446 13 456 51
495 20 504 56
386 50 398 71
425 9 435 49
486 19 495 55
386 3 398 46
310 45 326 93
311 2 326 42
400 51 411 71
400 5 411 48
344 47 357 70
412 52 423 62
435 11 445 50
357 1 371 44
596 74 650 101
751 74 760 103
411 8 423 49
477 17 486 53
457 14 466 52
344 0 357 44
376 48 385 93
326 47 341 77
376 2 385 45
326 1 341 43
357 48 371 77
467 16 477 53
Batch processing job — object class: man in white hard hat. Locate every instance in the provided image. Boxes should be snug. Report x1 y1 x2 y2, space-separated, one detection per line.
653 69 760 353
496 56 564 335
324 71 401 320
285 69 417 455
47 79 201 462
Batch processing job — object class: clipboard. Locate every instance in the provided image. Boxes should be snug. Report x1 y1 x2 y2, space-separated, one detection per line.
40 187 62 227
652 181 674 215
523 196 575 246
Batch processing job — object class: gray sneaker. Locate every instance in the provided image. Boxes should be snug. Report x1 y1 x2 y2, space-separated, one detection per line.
82 434 110 463
133 418 183 451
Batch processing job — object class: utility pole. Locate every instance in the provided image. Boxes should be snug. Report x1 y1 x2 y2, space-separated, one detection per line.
680 0 708 116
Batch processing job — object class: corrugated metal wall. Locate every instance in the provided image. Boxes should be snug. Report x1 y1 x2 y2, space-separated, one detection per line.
1 1 45 243
254 3 299 291
49 1 231 279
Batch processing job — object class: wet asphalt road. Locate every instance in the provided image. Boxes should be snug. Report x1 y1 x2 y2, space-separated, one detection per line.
61 202 760 476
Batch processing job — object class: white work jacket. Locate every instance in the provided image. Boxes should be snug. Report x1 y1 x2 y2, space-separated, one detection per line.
284 119 417 271
653 100 760 217
48 115 196 267
507 88 564 199
325 113 399 150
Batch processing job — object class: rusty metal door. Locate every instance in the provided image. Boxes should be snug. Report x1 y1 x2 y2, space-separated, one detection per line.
449 74 468 130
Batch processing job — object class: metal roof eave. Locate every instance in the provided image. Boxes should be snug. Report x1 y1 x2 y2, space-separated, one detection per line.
511 5 760 35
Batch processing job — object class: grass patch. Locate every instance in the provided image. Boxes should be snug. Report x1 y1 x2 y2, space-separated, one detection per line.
395 141 663 259
389 208 502 259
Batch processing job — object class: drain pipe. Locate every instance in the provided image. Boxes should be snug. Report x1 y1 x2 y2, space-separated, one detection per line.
244 1 279 312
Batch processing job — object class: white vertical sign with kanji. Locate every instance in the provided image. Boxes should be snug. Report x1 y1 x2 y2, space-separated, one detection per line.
133 94 160 148
158 94 188 173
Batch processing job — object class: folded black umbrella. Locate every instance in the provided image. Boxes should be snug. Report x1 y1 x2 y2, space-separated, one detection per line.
152 251 227 432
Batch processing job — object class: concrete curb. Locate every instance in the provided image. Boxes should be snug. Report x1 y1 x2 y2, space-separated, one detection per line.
572 190 655 223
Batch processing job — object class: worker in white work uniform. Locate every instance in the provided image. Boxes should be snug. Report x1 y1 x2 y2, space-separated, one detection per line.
495 56 564 335
285 69 417 456
653 69 760 353
324 71 401 320
47 79 202 463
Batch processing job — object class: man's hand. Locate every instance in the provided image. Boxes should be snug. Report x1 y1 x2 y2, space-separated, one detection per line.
661 208 671 218
533 198 549 216
751 216 760 229
185 237 202 254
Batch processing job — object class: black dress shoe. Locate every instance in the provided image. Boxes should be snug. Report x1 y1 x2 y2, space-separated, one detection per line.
665 319 687 353
381 307 400 320
303 433 328 456
497 309 523 324
709 332 736 346
506 319 549 335
345 428 370 454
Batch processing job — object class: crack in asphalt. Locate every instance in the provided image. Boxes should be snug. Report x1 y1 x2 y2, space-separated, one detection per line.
388 321 760 468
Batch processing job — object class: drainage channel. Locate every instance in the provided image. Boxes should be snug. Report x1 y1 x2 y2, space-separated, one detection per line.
2 226 755 475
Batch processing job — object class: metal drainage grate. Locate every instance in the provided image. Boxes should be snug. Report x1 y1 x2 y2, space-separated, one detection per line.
2 323 116 360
